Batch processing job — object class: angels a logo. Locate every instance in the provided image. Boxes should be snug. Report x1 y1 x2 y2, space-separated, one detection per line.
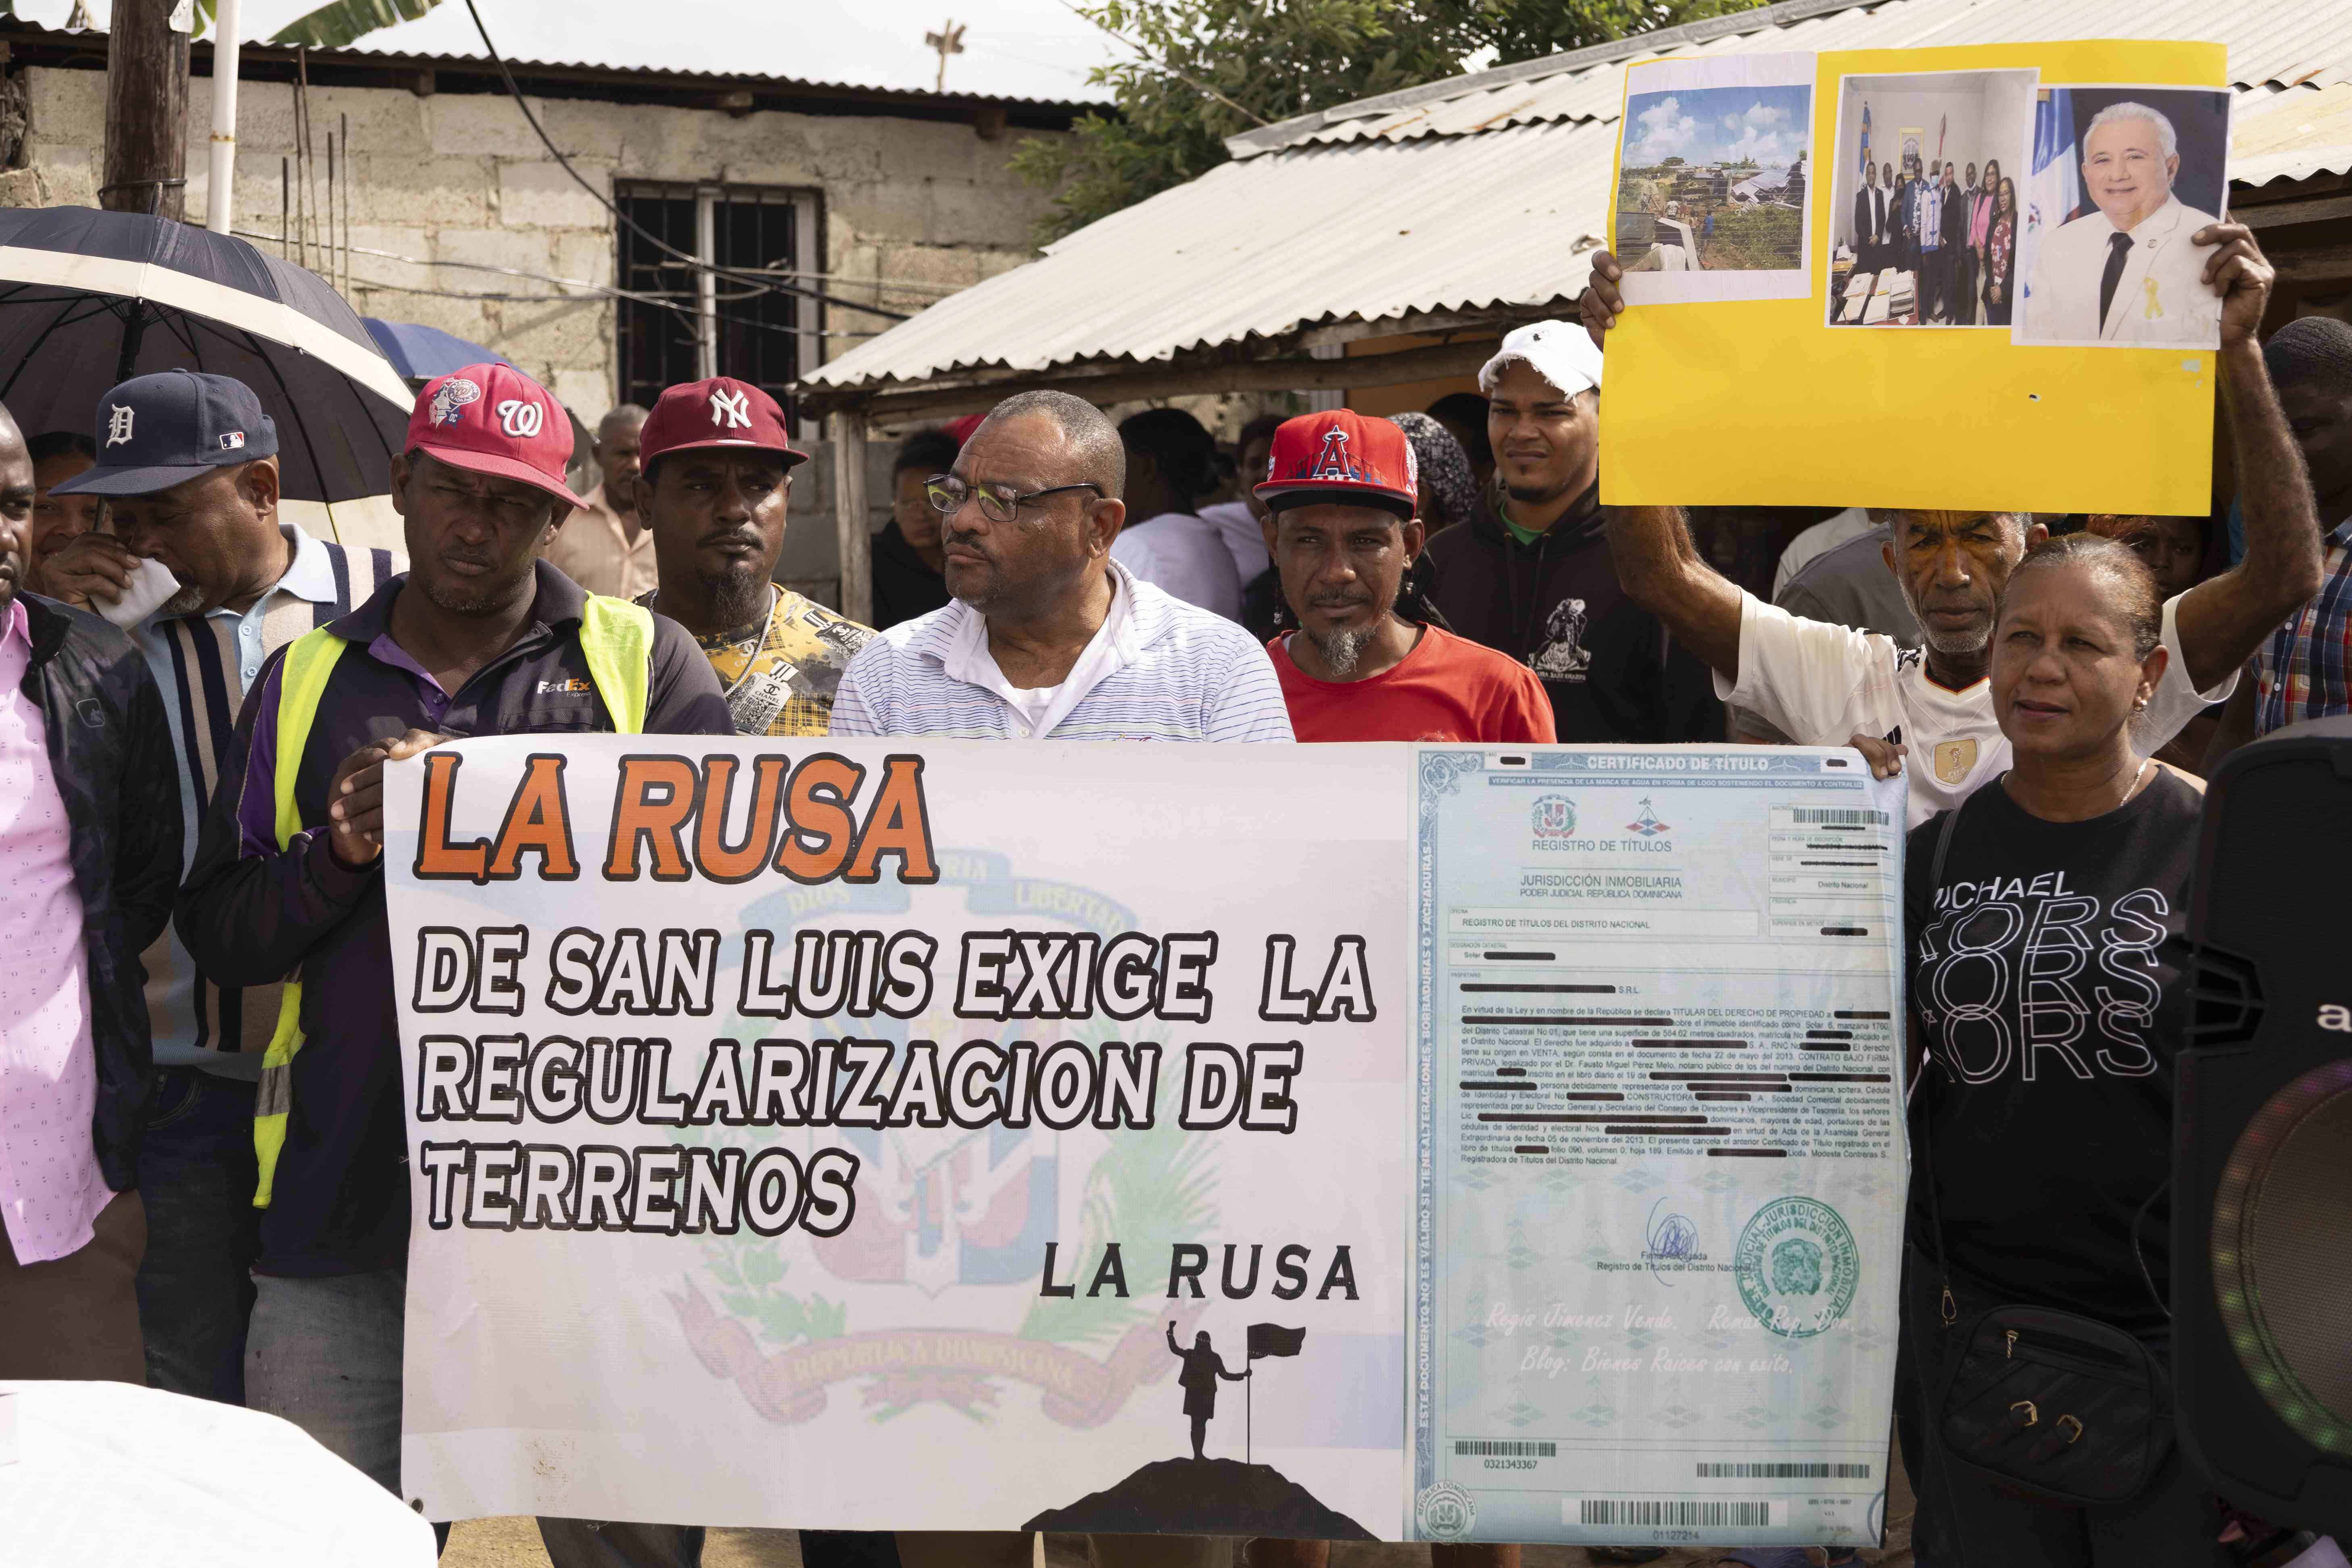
1304 426 1359 483
428 378 482 428
1531 794 1577 840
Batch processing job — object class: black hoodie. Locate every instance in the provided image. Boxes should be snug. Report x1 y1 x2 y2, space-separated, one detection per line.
1418 483 1720 743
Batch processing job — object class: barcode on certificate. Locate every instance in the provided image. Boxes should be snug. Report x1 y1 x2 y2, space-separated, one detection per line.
1455 1440 1557 1457
1789 808 1889 826
1569 1500 1784 1529
1696 1462 1871 1478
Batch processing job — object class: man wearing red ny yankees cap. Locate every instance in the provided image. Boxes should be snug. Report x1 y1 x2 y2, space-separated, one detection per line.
1258 409 1552 744
629 375 873 737
175 364 729 1559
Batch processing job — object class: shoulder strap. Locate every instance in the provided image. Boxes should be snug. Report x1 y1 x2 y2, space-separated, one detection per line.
1915 791 1972 1322
272 628 349 850
578 595 652 736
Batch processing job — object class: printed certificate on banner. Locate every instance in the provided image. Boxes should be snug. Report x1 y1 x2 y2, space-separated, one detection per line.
1408 747 1906 1549
384 737 1415 1538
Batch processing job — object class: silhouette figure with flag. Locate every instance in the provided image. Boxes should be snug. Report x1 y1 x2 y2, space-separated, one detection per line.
1244 1322 1306 1464
1167 1323 1249 1462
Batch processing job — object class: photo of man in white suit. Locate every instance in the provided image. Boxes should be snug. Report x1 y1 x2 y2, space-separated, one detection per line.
2020 100 2226 346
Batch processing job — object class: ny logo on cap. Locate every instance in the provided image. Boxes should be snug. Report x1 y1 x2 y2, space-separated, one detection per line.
495 399 545 439
710 387 752 429
106 405 135 447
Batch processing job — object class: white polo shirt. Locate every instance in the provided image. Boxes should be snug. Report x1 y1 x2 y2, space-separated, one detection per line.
1720 590 2234 826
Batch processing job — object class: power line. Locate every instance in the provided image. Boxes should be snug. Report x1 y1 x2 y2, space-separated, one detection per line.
457 0 913 325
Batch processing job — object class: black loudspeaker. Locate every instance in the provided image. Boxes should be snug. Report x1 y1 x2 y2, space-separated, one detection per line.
2177 715 2352 1537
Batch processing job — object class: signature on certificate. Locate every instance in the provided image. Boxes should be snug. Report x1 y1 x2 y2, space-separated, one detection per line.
1645 1197 1699 1283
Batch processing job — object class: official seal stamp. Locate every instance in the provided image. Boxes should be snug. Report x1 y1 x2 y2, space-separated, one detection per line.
1734 1196 1858 1339
1417 1480 1477 1541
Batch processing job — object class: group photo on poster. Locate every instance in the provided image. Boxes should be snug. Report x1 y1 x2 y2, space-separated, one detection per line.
1825 69 2035 328
2013 84 2234 346
1612 53 1816 304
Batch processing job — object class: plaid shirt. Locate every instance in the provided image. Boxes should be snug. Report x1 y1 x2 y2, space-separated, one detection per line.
2253 519 2352 735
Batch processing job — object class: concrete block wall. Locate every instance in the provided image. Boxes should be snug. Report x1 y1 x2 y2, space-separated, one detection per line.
14 67 1060 428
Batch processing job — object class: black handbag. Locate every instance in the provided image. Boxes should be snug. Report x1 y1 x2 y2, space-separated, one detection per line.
1915 797 2177 1506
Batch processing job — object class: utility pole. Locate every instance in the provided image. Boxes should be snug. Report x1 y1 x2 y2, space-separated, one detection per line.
101 0 191 220
924 19 965 93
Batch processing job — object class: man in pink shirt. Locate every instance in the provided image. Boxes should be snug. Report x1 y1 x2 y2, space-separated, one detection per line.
0 398 183 1379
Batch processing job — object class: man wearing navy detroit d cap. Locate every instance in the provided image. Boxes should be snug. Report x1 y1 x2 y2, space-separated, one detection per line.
1258 410 1553 744
34 369 400 1408
175 364 730 1533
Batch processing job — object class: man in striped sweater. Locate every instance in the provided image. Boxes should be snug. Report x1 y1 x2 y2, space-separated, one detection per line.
833 389 1291 747
836 389 1286 1568
32 370 400 1405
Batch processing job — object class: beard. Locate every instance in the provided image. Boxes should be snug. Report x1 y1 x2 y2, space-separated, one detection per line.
697 562 773 636
155 582 209 619
1898 579 1991 658
1303 621 1373 677
417 568 524 618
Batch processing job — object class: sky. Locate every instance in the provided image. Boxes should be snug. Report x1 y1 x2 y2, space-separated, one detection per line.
19 0 1121 102
1623 83 1812 169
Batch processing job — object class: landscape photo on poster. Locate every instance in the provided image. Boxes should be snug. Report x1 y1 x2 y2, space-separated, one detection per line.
1612 52 1815 304
2012 85 2233 348
1825 70 2036 329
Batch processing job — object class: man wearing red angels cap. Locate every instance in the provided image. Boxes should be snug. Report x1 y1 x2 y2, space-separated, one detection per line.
174 364 730 1558
630 376 873 735
1257 410 1553 744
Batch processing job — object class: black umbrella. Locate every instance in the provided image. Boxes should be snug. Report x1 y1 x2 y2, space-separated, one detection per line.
0 207 413 501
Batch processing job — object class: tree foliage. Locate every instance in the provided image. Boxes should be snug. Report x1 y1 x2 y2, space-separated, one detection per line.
1010 0 1768 243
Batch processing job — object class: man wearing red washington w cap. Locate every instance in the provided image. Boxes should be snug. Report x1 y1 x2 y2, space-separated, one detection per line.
175 363 729 1567
630 375 875 737
1257 410 1553 747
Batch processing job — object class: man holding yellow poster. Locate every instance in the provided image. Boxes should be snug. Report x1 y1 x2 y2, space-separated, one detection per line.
1576 219 2320 827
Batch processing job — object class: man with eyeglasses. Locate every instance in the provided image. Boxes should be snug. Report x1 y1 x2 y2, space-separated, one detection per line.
831 388 1291 745
833 387 1288 1568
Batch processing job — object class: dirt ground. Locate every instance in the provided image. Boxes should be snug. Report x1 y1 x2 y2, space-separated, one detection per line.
440 1450 1914 1568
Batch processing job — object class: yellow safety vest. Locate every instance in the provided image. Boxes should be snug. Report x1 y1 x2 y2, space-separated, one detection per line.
251 596 653 1207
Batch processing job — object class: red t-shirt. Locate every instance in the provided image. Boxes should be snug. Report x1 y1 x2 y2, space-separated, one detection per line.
1271 623 1557 743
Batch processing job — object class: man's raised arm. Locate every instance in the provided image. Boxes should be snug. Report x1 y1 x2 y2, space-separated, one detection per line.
2172 224 2324 690
1579 251 1747 682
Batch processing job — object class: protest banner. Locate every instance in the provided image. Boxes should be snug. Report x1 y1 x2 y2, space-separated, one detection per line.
1602 40 2230 514
384 737 1413 1538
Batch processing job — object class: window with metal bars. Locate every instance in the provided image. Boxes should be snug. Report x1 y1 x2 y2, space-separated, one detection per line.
614 182 821 426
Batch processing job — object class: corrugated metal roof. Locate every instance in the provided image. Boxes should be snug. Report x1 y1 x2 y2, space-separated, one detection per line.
2231 77 2352 185
5 22 1100 113
806 0 2352 395
1234 0 2348 156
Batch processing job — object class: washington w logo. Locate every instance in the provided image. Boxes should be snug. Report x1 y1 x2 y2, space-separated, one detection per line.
495 399 545 438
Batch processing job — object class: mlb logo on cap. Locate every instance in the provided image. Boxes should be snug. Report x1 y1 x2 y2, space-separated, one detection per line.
1254 409 1419 518
406 362 583 509
638 376 808 474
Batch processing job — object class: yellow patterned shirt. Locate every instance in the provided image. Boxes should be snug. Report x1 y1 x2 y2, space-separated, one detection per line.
641 586 874 737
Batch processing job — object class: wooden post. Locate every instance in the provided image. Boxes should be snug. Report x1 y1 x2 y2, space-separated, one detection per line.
101 0 190 220
827 407 872 626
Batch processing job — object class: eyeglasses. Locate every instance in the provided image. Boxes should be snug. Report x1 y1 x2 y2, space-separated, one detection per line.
925 474 1104 524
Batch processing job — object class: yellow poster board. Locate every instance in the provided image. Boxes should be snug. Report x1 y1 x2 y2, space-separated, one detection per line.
1599 41 2229 516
